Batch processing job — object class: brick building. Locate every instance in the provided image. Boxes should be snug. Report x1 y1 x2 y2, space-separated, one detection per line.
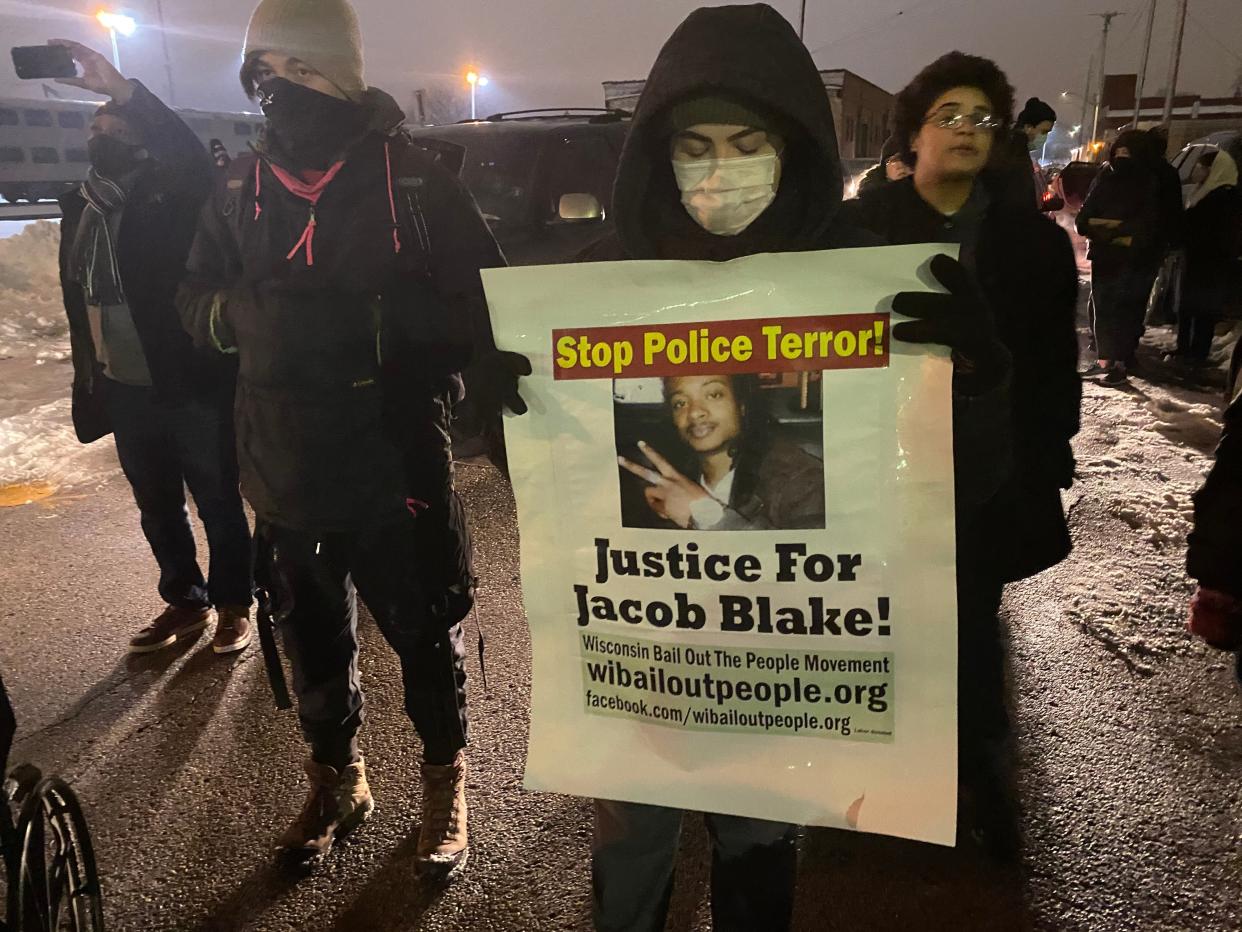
602 68 895 164
1097 73 1242 154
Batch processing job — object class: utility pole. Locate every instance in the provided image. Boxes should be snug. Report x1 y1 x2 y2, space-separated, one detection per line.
1079 54 1095 151
154 0 177 107
799 0 807 40
1131 0 1157 127
1161 0 1189 126
1089 11 1123 151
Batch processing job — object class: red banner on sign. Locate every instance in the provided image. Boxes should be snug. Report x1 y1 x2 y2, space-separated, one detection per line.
552 314 889 380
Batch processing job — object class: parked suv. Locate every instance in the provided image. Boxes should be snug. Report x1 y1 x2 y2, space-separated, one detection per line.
406 109 631 266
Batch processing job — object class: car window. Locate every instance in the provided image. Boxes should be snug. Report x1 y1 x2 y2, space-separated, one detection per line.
57 111 85 129
23 109 53 127
65 148 89 163
541 134 618 218
0 108 20 126
459 135 538 228
31 147 60 164
0 147 26 163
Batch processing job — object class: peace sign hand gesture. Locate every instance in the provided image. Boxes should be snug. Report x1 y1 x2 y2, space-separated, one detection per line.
618 440 711 529
48 39 133 104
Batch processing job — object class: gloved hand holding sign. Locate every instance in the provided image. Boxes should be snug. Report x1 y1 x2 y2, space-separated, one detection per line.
891 253 1011 394
470 350 533 416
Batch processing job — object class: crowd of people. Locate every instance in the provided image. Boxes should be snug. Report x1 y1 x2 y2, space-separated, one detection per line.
0 0 1237 928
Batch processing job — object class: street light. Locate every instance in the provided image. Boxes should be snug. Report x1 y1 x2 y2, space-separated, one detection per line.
465 69 489 120
96 10 136 71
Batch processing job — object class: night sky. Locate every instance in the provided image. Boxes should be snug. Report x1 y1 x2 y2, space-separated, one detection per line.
2 0 1240 121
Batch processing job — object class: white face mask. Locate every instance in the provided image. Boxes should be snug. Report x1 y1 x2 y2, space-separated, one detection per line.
672 152 779 236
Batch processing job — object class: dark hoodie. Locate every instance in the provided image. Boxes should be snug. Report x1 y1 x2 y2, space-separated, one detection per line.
586 3 1011 514
178 86 503 534
587 3 853 262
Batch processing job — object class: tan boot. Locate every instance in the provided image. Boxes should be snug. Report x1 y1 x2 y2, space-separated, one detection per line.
417 751 469 871
275 757 374 866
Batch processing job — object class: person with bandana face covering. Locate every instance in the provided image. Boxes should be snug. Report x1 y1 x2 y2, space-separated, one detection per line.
177 0 523 875
53 40 255 659
988 96 1056 211
570 7 1015 930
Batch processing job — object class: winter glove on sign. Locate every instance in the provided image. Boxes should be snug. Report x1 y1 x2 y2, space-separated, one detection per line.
1187 586 1242 651
471 350 533 416
892 254 1010 394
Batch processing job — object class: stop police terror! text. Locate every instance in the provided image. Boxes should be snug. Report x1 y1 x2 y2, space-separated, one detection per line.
556 323 886 375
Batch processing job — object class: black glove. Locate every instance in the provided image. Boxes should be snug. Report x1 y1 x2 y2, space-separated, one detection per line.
891 254 1009 392
468 350 532 416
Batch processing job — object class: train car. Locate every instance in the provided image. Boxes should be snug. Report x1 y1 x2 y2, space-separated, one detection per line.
0 96 263 203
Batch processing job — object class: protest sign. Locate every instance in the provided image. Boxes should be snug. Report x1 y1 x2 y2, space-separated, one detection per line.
483 245 959 846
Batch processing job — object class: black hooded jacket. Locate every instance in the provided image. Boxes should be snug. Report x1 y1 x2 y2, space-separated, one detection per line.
178 87 503 534
582 3 1011 516
1188 390 1242 599
587 3 849 262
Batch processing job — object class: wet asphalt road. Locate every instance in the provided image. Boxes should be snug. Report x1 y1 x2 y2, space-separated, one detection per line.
2 373 1240 932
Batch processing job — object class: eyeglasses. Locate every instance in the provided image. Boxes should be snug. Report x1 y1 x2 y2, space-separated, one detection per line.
924 108 1001 131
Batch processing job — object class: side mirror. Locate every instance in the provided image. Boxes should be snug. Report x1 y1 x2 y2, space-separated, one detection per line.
556 192 604 223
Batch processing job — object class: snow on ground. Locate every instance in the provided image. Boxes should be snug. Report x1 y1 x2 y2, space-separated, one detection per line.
1059 375 1221 674
0 221 68 361
0 221 115 495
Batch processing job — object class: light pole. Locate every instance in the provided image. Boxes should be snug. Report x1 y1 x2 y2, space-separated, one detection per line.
153 0 177 107
465 69 489 120
96 11 136 71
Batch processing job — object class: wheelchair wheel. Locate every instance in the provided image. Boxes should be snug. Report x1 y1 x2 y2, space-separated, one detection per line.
14 778 103 932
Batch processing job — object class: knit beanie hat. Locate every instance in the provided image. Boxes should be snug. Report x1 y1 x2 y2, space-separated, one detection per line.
1016 97 1056 128
666 94 777 135
243 0 366 102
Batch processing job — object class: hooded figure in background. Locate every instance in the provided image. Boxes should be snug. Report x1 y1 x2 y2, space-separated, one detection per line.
1176 149 1241 363
579 7 1014 929
854 134 912 199
177 0 525 875
1077 129 1163 386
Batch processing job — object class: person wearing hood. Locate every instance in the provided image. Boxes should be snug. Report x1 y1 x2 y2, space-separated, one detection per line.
176 0 525 873
1174 149 1241 364
854 134 912 199
54 40 254 658
839 52 1080 861
988 96 1055 210
578 7 1014 929
1077 130 1163 386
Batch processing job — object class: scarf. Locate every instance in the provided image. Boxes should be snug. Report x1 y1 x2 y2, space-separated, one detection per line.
69 168 138 307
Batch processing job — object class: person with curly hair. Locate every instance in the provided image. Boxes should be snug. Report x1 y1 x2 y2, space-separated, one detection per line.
840 50 1081 861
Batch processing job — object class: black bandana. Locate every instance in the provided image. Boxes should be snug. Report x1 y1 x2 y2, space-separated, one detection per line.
258 78 367 169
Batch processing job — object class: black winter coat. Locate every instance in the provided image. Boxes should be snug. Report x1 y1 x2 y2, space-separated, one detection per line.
177 88 503 534
1188 390 1242 599
1077 160 1162 267
58 82 223 443
1183 185 1242 319
840 178 1081 581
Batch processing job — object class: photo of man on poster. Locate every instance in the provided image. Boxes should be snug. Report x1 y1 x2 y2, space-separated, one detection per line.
615 373 826 531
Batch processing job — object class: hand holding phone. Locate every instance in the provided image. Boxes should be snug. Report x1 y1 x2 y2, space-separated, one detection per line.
11 44 76 80
46 39 132 103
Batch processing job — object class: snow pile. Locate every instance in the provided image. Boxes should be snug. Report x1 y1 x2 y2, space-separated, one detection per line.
0 221 68 360
0 397 115 491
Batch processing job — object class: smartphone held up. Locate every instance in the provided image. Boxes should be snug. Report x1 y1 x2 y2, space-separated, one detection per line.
10 44 77 80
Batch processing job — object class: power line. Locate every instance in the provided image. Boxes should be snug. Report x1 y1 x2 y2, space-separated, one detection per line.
1186 9 1242 62
808 0 967 57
